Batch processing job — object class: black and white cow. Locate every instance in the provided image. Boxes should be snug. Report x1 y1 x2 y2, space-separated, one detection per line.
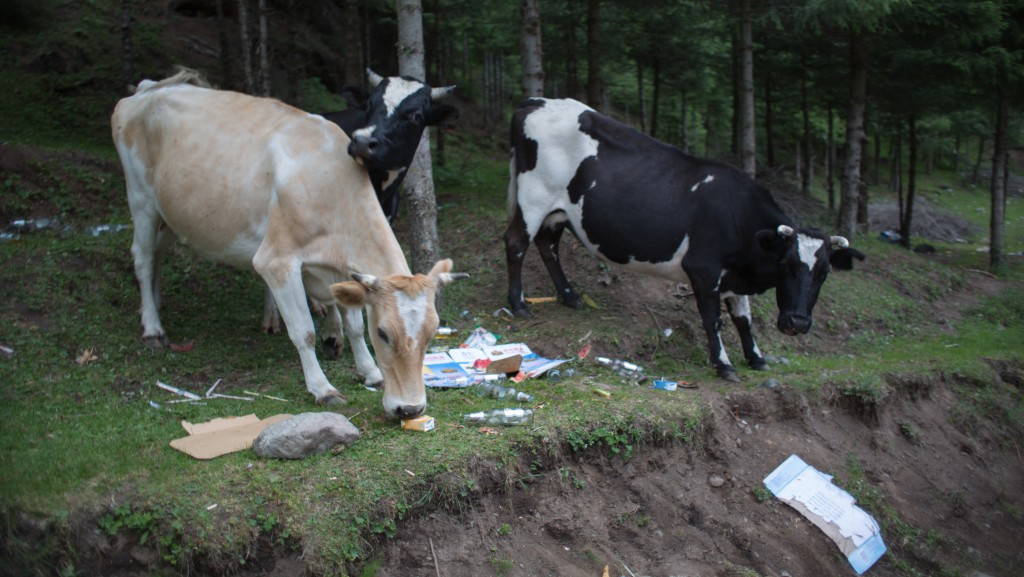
321 69 460 222
503 98 864 381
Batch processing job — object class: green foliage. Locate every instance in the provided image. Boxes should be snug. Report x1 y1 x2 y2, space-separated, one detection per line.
751 486 773 503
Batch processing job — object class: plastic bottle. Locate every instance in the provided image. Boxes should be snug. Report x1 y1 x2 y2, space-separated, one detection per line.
463 408 534 426
596 356 644 378
471 377 534 402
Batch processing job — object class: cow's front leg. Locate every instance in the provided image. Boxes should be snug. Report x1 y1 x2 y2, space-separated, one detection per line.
534 220 581 309
504 207 532 317
686 269 739 382
256 261 344 405
341 306 383 388
724 293 768 370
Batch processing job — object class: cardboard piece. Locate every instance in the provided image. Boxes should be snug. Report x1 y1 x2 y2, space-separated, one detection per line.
170 413 293 460
764 454 887 574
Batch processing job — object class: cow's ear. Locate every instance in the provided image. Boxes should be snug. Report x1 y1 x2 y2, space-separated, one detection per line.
340 85 369 109
756 229 785 253
330 281 368 307
427 103 460 127
830 247 866 271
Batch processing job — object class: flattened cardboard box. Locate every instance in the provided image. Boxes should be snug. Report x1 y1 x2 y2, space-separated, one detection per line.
170 413 293 460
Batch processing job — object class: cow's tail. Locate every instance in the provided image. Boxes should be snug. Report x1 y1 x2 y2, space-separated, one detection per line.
505 147 519 220
134 66 211 95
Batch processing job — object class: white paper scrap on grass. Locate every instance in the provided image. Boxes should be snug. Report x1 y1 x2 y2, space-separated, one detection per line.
764 454 887 574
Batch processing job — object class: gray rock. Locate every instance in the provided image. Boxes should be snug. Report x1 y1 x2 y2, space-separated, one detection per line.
253 412 360 459
709 474 726 488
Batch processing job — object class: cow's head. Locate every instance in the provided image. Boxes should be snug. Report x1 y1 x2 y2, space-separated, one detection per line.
330 259 468 419
347 69 460 172
757 225 865 336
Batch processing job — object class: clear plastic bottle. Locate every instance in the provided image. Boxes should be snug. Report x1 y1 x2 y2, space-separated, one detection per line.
463 408 534 426
596 356 644 378
471 377 534 402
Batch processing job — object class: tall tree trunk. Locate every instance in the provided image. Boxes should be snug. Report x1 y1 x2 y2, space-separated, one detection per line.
650 58 661 138
120 0 133 93
397 0 441 274
800 60 811 194
900 114 917 248
839 31 868 239
565 0 580 99
826 106 835 210
636 60 646 132
239 0 255 94
764 63 774 168
344 0 362 85
216 0 233 90
971 136 985 184
680 90 689 153
989 88 1010 272
520 0 544 98
739 0 755 177
585 0 602 110
258 0 270 96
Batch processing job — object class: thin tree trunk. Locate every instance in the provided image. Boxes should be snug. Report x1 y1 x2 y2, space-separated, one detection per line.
217 0 233 90
121 0 133 93
258 0 270 97
800 59 811 194
764 65 774 168
344 0 362 84
972 136 986 185
650 58 661 138
520 0 544 98
637 60 646 133
989 88 1010 272
900 114 917 248
239 0 255 94
585 0 601 110
839 31 868 238
826 106 835 211
739 0 755 177
397 0 441 274
680 90 689 153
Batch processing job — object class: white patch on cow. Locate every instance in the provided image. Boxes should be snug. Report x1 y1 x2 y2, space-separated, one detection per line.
395 290 428 349
589 180 597 190
689 174 715 193
383 168 407 189
619 235 690 281
716 335 732 366
796 234 824 270
713 269 728 292
383 78 425 117
517 99 599 241
353 125 375 139
542 211 569 229
723 292 751 319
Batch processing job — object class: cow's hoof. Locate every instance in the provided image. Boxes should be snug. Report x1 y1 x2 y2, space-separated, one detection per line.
321 336 341 360
316 391 347 406
511 306 532 318
748 358 769 371
142 334 169 349
561 294 582 309
261 324 281 334
718 368 741 383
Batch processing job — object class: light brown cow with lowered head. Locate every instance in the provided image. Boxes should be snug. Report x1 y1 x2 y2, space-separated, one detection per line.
111 69 465 418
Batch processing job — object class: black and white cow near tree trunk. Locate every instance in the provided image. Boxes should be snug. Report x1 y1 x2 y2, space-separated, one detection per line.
503 98 864 382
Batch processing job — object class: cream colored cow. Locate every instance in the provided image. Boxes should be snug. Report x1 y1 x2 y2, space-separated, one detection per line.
111 69 464 418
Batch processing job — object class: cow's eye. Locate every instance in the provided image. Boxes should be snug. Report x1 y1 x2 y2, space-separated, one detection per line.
408 111 423 124
377 328 390 344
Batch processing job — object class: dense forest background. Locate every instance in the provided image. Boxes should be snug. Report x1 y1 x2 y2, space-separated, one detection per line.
1 0 1022 268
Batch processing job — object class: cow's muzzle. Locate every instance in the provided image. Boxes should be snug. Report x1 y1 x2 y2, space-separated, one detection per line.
349 133 379 163
393 403 426 420
777 313 812 336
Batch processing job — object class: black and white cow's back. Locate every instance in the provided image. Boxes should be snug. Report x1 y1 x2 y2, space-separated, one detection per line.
504 97 864 381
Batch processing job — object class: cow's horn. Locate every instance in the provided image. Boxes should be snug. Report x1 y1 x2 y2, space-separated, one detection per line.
431 85 456 100
366 69 384 88
776 225 794 237
831 235 850 248
352 272 382 290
